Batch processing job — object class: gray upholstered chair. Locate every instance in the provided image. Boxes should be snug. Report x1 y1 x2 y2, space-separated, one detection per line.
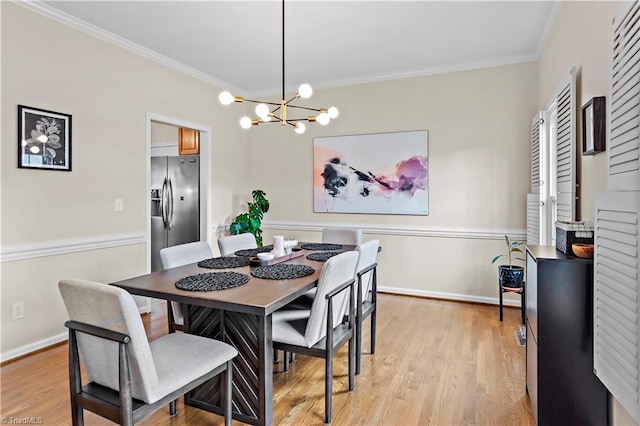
322 227 362 246
272 250 359 423
59 279 237 426
159 241 213 333
217 233 258 256
354 239 380 375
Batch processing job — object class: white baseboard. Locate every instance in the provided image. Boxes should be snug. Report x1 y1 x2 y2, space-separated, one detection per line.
378 286 522 307
1 305 150 363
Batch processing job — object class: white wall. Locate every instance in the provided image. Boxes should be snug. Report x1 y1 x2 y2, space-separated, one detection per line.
247 62 538 303
0 2 249 359
538 1 636 424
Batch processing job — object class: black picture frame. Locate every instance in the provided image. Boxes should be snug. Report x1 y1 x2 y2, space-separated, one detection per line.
18 105 72 171
581 96 606 156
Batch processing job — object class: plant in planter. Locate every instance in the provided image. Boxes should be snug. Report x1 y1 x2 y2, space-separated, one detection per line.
230 190 270 247
491 235 525 288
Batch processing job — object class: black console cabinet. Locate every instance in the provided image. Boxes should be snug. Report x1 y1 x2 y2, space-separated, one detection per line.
525 245 609 426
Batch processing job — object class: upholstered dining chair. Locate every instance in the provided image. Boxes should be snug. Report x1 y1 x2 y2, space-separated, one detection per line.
354 239 380 375
160 241 213 333
59 279 237 426
272 250 359 423
322 227 362 246
217 233 258 256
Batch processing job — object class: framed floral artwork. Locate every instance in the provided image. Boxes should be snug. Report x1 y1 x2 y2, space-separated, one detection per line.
18 105 72 171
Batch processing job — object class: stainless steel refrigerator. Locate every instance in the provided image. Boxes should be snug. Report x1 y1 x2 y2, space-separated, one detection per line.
150 155 200 272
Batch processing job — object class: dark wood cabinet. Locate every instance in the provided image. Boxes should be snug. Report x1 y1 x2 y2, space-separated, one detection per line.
525 245 609 426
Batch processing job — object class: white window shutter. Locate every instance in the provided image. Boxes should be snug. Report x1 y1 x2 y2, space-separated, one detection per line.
594 191 640 423
594 3 640 422
609 0 640 191
555 68 577 222
528 113 543 245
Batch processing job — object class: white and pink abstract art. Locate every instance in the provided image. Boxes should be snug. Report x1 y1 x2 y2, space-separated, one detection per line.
313 130 429 215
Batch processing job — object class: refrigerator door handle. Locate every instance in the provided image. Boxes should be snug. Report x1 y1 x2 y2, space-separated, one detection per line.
167 178 174 230
161 177 168 228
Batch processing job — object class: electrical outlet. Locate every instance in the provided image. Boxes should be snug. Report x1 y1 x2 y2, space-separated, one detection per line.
115 198 124 212
12 301 24 320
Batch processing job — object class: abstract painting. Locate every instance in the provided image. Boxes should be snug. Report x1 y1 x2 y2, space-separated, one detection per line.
313 130 428 215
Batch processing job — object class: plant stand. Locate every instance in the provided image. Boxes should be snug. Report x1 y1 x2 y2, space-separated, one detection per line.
499 283 525 324
498 265 525 323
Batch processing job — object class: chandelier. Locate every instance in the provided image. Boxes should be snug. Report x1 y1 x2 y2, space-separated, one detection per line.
218 0 338 134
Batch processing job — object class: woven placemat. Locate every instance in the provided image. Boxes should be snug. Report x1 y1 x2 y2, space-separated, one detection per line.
198 257 250 269
251 264 315 280
300 243 343 251
235 245 273 257
307 251 341 262
175 272 249 291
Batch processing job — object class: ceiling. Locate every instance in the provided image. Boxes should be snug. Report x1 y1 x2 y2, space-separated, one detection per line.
36 1 559 97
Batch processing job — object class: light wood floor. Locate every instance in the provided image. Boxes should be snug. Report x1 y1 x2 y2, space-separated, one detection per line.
1 294 535 425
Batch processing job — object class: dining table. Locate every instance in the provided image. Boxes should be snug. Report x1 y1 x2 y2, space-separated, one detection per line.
110 244 356 426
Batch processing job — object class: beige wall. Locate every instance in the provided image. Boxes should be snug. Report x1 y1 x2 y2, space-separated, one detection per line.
538 1 613 222
248 62 538 300
539 1 636 424
0 3 249 357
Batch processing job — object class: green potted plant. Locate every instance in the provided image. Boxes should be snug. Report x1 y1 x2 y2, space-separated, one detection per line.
229 190 270 247
491 235 525 288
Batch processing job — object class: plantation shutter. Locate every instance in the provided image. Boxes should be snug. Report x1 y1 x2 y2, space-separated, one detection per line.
609 0 640 191
594 2 640 422
555 68 577 222
527 113 543 245
594 192 640 423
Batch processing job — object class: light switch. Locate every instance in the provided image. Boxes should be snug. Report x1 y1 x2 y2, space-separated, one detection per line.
115 198 124 212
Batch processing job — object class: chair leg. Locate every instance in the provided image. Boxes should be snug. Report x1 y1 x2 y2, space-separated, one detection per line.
169 400 176 416
356 317 363 375
273 350 279 363
325 352 333 424
290 352 296 363
224 360 233 426
371 307 377 354
284 351 290 372
348 336 355 391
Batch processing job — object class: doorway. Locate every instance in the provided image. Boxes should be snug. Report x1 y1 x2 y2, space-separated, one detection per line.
145 113 212 273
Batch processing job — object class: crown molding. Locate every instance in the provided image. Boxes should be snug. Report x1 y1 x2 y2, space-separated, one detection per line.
534 1 562 58
247 55 539 98
12 0 244 95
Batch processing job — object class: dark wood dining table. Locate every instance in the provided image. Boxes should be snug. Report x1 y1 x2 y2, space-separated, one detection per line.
111 245 354 426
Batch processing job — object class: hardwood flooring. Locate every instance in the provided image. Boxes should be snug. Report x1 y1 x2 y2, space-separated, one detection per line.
1 294 534 425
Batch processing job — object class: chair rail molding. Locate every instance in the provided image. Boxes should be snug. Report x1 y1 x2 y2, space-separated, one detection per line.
0 233 146 263
259 220 526 241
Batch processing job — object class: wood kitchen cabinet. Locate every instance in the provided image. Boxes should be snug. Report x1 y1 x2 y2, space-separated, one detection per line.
178 127 199 155
525 245 609 426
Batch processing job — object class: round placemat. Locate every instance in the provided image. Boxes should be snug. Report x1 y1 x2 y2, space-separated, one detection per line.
175 272 249 291
300 243 343 251
307 251 342 262
235 245 273 257
198 257 250 269
251 264 315 280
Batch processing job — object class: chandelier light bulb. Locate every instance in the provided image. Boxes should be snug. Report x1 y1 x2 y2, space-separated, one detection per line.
298 83 313 99
219 91 234 106
328 107 339 119
317 112 330 125
294 123 306 134
240 116 253 129
262 115 272 122
255 103 270 119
